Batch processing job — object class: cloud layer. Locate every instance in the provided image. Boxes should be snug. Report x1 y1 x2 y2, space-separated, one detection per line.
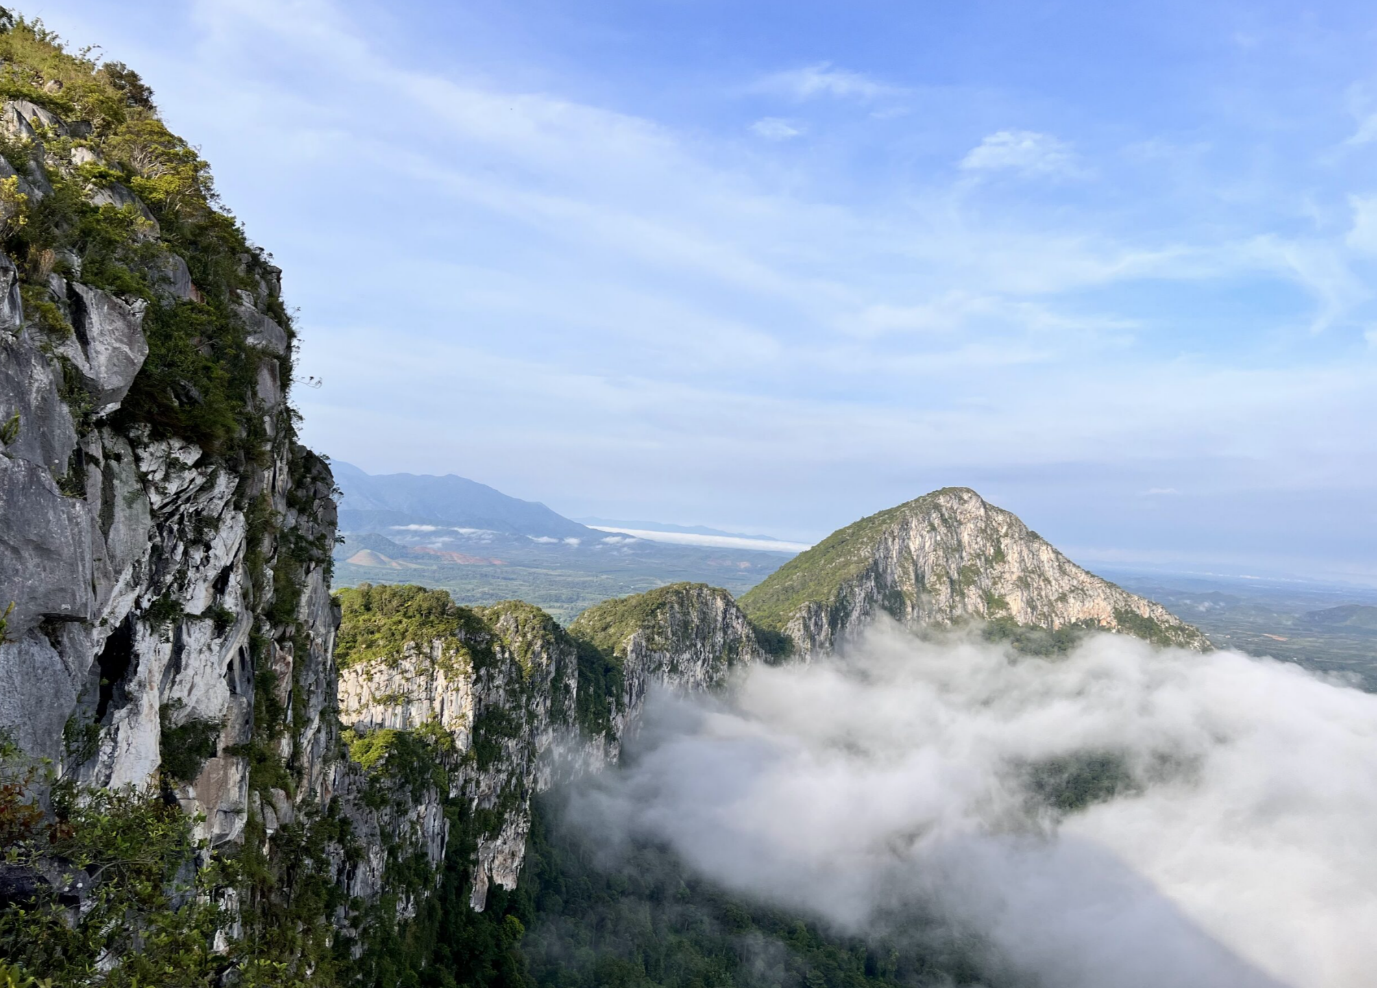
568 626 1377 987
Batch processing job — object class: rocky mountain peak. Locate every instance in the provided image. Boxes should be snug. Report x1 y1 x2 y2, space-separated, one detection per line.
740 487 1208 657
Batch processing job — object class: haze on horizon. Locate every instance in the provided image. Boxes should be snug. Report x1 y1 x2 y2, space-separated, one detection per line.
44 0 1377 583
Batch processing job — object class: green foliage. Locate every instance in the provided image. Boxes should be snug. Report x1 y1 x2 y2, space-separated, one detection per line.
345 723 453 802
572 638 622 737
333 583 472 669
0 959 55 988
1023 750 1137 814
1112 607 1205 649
0 410 19 446
113 297 261 459
159 701 221 784
0 757 228 987
980 616 1096 656
145 591 185 626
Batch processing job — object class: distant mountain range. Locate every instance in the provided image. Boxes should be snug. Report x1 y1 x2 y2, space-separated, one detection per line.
332 461 592 539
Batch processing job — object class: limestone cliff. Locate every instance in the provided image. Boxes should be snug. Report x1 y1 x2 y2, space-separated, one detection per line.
331 582 762 916
0 19 353 979
740 487 1208 657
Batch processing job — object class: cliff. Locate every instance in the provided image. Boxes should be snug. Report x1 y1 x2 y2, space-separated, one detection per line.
740 487 1208 657
0 17 355 981
331 582 762 922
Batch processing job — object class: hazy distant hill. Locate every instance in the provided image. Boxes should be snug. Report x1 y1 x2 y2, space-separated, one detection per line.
1304 604 1377 631
333 461 592 538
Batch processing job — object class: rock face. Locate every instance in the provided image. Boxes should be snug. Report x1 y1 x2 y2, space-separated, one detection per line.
0 65 348 972
568 582 766 762
740 487 1208 657
0 244 337 852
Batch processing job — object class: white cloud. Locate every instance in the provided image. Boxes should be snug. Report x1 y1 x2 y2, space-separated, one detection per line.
749 116 804 140
1142 487 1180 496
528 535 559 544
1346 195 1377 253
570 627 1377 987
563 537 582 545
752 62 902 101
1345 113 1377 146
588 526 811 553
960 129 1079 177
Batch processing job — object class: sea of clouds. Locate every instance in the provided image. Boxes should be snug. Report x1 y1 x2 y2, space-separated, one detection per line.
564 623 1377 987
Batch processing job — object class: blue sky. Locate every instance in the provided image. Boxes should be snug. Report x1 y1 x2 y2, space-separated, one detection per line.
39 0 1377 581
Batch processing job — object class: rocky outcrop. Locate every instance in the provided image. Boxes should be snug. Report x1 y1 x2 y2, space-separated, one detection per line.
330 582 761 914
569 582 765 761
740 487 1208 657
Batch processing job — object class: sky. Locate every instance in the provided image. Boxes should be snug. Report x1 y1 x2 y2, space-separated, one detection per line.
35 0 1377 581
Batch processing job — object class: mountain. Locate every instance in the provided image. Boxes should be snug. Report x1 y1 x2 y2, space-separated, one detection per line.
1304 603 1377 631
333 460 591 538
740 487 1208 655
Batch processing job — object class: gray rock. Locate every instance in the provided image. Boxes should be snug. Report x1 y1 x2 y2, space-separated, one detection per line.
0 250 21 332
234 301 289 355
0 329 77 475
150 252 196 301
70 145 103 168
56 284 148 417
0 630 83 761
0 455 92 634
0 100 68 140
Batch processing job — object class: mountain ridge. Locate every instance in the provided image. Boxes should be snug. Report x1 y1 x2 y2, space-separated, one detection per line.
334 460 592 539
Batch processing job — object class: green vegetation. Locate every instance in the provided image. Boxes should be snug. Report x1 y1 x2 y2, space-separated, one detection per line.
1111 607 1205 649
334 583 473 669
0 744 230 987
158 700 221 784
980 615 1099 656
739 490 972 633
1023 751 1137 814
346 721 454 803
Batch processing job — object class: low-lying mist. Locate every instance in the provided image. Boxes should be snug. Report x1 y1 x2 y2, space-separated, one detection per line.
563 623 1377 988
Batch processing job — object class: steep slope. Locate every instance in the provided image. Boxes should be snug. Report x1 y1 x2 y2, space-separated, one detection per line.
334 460 592 539
0 19 361 981
741 487 1207 656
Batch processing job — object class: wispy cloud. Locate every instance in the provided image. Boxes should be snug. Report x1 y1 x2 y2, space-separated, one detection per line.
749 116 804 140
1346 195 1377 253
960 129 1080 178
752 62 903 101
